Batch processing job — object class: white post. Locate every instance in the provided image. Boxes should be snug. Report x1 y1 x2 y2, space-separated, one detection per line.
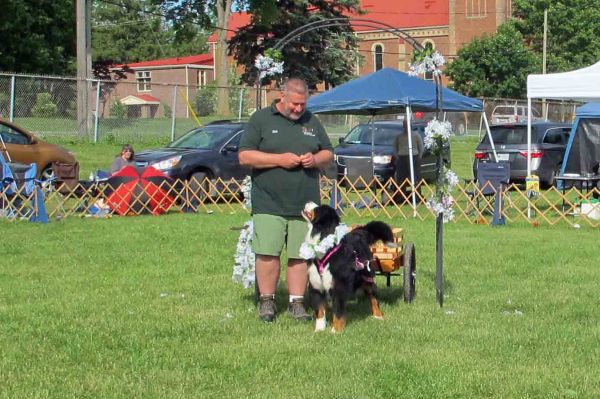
527 97 532 177
478 99 486 138
527 97 534 219
171 85 177 142
238 87 244 120
9 76 16 122
93 80 101 143
482 112 499 162
405 106 417 216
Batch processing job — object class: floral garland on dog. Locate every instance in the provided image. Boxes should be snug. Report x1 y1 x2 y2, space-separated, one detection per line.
232 176 255 288
299 224 350 261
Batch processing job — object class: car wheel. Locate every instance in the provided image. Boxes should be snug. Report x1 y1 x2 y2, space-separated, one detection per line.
188 172 209 203
402 242 416 303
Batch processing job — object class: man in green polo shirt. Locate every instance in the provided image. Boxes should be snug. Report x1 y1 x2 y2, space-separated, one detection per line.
239 77 333 323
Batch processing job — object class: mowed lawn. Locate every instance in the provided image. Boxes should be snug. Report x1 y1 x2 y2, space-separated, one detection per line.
1 212 599 398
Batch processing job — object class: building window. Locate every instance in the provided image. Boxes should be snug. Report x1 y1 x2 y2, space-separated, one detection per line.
136 71 151 92
466 0 487 18
373 44 384 71
198 70 208 87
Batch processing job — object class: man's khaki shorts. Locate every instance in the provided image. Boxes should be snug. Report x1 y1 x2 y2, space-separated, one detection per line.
251 214 308 259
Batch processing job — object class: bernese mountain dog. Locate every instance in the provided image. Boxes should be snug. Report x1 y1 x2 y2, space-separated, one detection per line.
301 202 395 333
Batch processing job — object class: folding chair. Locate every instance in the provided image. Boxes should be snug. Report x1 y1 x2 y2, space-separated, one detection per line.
52 161 80 195
50 161 95 214
467 162 511 216
339 156 374 190
0 152 40 220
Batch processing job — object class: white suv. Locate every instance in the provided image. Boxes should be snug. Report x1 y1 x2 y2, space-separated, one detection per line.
491 105 541 124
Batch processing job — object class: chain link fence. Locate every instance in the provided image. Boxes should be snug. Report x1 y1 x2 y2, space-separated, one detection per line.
0 72 583 143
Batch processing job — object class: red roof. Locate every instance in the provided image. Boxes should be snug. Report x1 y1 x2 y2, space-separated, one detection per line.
207 12 252 43
135 94 161 102
118 53 213 69
207 1 447 44
354 0 448 30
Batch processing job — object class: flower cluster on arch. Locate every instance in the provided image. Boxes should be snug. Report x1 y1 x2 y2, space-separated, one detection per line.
254 49 285 80
423 118 459 222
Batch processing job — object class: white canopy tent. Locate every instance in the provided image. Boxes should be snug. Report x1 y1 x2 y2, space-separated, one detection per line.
526 60 600 176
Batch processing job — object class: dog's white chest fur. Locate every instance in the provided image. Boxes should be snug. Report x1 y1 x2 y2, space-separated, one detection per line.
305 224 334 292
308 263 333 292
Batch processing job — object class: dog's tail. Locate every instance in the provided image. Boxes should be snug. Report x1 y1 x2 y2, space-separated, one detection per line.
362 221 395 246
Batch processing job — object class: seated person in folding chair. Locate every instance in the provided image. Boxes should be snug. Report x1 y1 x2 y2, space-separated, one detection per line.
110 144 135 175
393 119 423 202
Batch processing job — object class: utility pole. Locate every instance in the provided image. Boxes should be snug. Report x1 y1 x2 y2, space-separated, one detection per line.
77 0 92 138
542 8 548 119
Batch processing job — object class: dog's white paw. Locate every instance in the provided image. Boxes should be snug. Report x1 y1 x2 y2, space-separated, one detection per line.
314 317 327 332
373 315 384 320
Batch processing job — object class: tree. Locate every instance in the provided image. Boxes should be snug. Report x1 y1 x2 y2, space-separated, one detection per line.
511 0 600 73
445 24 539 98
92 0 208 65
228 0 361 90
153 0 235 115
0 0 76 75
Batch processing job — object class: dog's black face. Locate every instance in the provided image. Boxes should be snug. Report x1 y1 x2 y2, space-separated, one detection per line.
310 205 340 240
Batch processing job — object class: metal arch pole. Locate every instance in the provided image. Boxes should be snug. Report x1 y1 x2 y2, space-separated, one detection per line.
406 105 417 217
272 18 425 53
434 72 444 307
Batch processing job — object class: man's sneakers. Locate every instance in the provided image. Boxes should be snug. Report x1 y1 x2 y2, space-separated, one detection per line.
258 296 312 322
258 295 276 323
287 298 312 321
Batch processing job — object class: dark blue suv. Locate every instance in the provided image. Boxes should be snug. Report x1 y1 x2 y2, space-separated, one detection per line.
334 120 449 185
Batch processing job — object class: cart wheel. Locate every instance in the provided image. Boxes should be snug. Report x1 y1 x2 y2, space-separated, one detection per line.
402 242 416 303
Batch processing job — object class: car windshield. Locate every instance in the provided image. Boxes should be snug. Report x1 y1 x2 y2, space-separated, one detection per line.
492 106 514 116
482 126 529 145
168 125 237 149
344 124 400 145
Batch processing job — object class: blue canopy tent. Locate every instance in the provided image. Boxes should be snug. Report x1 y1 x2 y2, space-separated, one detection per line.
307 67 484 115
560 102 600 176
306 68 488 213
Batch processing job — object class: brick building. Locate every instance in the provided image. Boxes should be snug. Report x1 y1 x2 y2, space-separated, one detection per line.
110 0 511 117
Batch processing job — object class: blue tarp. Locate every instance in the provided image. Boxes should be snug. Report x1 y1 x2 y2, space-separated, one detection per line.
575 102 600 117
307 67 483 115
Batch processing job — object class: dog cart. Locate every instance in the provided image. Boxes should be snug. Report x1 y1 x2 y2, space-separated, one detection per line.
370 228 416 303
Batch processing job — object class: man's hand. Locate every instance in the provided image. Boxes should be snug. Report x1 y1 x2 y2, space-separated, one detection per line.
279 153 302 169
300 152 316 168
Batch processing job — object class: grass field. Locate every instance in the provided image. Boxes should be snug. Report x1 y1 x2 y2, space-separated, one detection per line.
3 131 598 397
1 213 599 397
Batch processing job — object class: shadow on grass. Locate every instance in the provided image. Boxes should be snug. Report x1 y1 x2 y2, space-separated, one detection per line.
419 269 454 295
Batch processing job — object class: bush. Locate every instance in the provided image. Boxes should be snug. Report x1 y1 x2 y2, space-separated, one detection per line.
110 100 127 119
163 104 172 118
31 93 58 117
195 85 216 116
